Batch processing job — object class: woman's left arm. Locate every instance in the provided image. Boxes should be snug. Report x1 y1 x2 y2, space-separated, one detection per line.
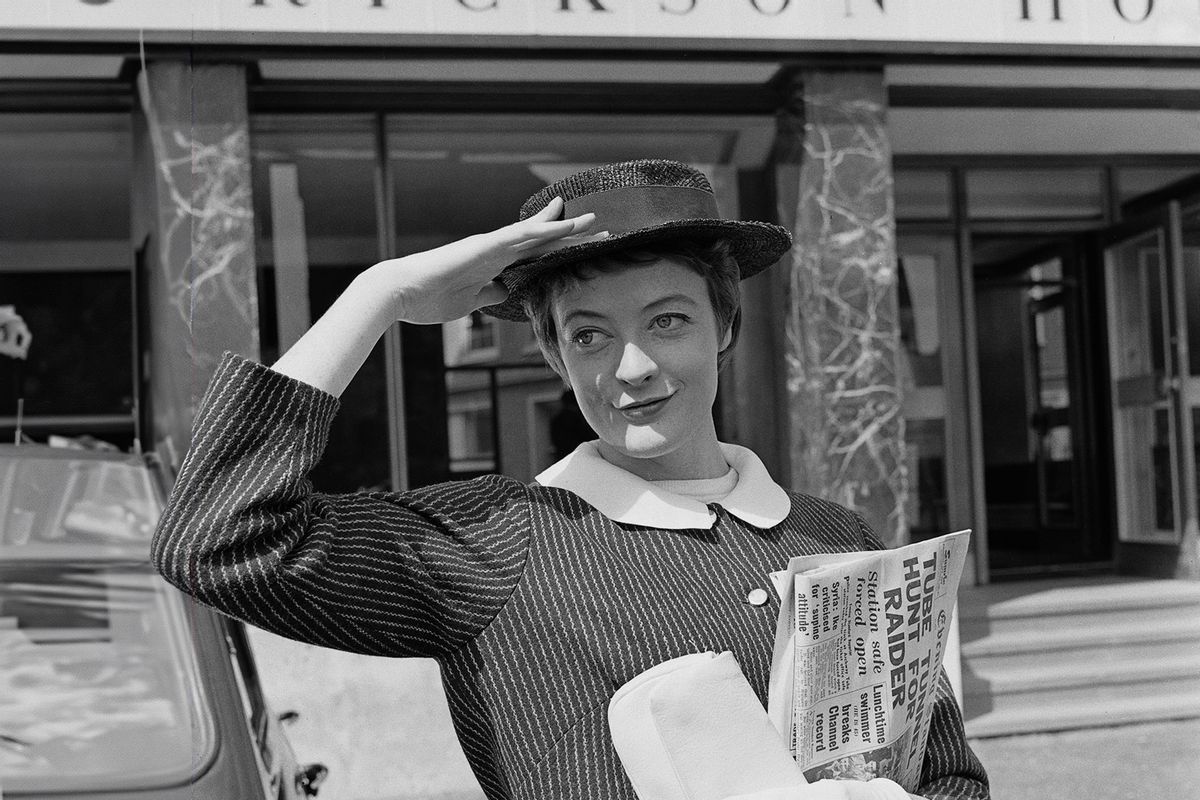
913 672 990 800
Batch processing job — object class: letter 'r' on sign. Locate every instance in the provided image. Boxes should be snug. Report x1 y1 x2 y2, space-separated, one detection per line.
559 0 610 10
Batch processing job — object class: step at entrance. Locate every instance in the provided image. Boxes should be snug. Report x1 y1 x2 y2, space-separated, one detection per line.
959 577 1200 738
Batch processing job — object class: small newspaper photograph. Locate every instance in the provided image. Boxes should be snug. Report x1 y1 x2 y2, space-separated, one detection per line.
767 530 970 793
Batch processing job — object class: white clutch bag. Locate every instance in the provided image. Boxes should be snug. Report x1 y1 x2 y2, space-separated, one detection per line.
607 651 807 800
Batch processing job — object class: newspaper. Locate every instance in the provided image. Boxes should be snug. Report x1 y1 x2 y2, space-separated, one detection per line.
766 530 970 792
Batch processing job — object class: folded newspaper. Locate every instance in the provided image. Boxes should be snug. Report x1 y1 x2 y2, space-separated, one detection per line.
766 530 971 793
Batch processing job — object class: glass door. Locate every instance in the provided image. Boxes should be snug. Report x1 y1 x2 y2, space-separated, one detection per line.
1102 201 1200 548
971 237 1099 572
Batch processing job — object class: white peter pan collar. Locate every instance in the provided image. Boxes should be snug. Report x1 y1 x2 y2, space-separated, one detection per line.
534 441 792 530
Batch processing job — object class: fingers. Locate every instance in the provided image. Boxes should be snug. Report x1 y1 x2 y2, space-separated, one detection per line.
519 228 610 258
529 195 565 221
511 214 599 249
507 196 600 250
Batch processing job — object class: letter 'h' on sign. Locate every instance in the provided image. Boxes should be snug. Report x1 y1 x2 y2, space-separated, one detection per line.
1020 0 1064 20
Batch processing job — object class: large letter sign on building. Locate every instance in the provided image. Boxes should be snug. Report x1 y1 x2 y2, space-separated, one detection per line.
4 0 1199 50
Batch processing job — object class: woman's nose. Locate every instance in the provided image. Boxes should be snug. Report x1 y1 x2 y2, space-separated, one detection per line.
614 341 658 385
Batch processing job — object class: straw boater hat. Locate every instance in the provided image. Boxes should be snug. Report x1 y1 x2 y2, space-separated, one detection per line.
482 159 792 321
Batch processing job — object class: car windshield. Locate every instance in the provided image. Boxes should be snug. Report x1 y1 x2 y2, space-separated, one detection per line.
0 447 214 792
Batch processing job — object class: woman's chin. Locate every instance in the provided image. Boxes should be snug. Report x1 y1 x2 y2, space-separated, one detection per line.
599 428 674 461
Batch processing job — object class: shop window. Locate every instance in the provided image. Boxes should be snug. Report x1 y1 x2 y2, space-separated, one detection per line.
894 170 951 221
251 115 391 493
0 114 134 447
966 168 1104 221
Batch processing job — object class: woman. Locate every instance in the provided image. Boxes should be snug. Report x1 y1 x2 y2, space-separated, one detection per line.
152 160 988 800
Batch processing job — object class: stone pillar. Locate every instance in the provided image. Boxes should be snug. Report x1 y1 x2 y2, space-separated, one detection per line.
776 70 908 546
133 62 258 466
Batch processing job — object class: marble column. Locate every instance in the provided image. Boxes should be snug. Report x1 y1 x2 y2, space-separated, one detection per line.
776 70 908 546
134 62 259 465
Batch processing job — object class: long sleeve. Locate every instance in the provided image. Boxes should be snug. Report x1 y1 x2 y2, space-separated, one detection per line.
151 352 533 658
917 673 990 800
853 517 990 800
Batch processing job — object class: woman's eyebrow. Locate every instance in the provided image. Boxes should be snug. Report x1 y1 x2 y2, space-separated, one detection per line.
560 308 605 328
644 294 701 311
559 294 700 328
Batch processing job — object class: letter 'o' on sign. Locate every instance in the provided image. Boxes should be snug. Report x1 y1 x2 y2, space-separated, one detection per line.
1113 0 1154 23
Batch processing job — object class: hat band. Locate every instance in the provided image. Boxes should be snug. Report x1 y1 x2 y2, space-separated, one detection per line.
563 186 720 234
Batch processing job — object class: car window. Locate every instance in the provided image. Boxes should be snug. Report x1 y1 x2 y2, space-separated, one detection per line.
0 450 157 556
0 449 216 793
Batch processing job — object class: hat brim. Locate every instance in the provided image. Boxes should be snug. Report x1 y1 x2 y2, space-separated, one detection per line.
481 218 791 322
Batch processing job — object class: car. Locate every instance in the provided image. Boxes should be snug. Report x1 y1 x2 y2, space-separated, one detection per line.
0 443 327 799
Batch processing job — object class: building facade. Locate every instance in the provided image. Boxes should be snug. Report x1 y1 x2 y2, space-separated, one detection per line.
4 1 1197 585
4 2 1199 794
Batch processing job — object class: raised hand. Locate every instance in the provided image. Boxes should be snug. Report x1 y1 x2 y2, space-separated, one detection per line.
271 197 602 397
376 196 603 324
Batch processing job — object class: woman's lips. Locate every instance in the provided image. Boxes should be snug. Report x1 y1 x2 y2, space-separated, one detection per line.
617 394 672 422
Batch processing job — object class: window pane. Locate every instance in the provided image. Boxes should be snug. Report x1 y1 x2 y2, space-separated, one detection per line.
1119 167 1200 206
894 169 951 220
0 449 212 792
389 114 770 483
0 114 134 437
251 115 390 493
976 246 1085 567
967 169 1104 220
897 235 954 541
1183 205 1200 377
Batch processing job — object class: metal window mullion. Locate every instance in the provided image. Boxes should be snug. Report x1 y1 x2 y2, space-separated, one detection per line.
954 166 990 584
374 111 408 492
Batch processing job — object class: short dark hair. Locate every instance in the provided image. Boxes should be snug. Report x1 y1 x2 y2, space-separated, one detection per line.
522 237 742 381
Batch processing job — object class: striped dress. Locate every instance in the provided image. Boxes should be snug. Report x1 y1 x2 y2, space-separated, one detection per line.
152 353 989 800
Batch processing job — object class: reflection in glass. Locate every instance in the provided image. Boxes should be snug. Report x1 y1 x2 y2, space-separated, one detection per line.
1183 205 1200 377
251 115 390 493
0 453 156 557
0 449 209 792
1105 229 1179 543
1185 208 1200 527
975 245 1085 568
0 114 134 434
897 236 952 541
388 115 769 483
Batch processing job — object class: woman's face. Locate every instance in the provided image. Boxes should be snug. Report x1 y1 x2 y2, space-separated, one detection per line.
551 258 731 480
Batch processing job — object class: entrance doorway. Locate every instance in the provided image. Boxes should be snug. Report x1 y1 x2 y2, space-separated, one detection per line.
971 235 1108 575
1100 198 1200 571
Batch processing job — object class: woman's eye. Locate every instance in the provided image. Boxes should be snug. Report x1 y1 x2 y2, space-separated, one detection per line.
652 314 688 330
570 330 597 346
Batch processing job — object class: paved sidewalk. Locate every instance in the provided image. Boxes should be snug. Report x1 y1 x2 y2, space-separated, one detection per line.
969 718 1200 799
